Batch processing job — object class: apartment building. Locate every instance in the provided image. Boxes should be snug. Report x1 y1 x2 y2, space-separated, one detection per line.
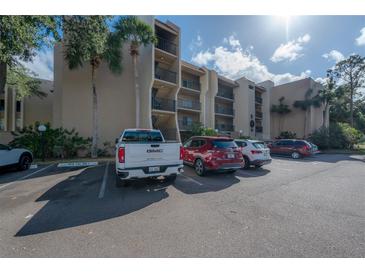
270 78 329 139
53 16 273 146
0 79 54 144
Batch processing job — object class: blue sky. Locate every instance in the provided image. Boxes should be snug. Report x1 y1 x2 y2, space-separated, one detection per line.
25 16 365 85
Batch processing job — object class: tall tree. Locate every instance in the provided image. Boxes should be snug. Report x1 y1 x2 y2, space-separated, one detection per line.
271 96 291 134
317 70 337 127
114 16 156 128
0 16 60 96
63 16 123 158
293 89 322 138
332 54 365 127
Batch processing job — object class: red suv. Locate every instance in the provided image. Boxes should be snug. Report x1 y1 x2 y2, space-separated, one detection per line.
182 136 244 176
267 139 314 159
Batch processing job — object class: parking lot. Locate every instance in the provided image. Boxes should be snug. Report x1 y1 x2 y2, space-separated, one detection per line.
0 154 364 257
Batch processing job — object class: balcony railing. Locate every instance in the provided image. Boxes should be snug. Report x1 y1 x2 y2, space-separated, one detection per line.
158 128 177 141
255 112 263 119
255 96 263 104
152 96 176 112
217 89 234 100
215 104 234 116
155 66 177 84
177 99 201 111
182 79 200 91
156 36 177 55
216 123 234 132
178 120 194 131
255 126 263 133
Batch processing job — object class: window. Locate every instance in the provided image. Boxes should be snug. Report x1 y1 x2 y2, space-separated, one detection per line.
183 139 192 148
122 131 163 142
182 116 193 126
212 139 237 149
190 139 201 148
16 101 21 112
0 144 9 150
252 142 266 149
0 99 4 111
235 141 247 147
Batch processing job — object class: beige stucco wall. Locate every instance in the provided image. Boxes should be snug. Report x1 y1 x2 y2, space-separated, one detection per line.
234 77 254 137
270 78 325 139
257 80 274 140
205 69 218 129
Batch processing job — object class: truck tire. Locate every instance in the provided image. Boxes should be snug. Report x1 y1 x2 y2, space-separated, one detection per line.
18 154 32 171
115 175 129 188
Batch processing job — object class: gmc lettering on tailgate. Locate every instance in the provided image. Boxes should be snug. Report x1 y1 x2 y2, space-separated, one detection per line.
147 149 163 153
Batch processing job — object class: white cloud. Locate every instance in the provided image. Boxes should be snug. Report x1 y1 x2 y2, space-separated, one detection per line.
322 50 345 63
191 37 312 85
271 34 311 63
355 27 365 46
189 34 203 52
223 35 241 48
20 49 54 80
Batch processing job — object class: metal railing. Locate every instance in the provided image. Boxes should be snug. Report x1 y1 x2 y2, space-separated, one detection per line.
217 86 234 99
151 96 176 112
158 128 178 141
156 36 177 55
182 79 200 91
255 96 263 104
177 99 201 111
255 112 263 119
216 123 234 132
215 104 234 116
155 66 177 84
178 120 194 131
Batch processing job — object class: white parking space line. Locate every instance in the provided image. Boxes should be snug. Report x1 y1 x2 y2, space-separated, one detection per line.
180 174 203 186
98 162 110 199
0 164 54 191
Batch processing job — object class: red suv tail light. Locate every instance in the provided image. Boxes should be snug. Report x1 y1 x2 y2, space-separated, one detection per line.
180 146 184 160
251 150 263 154
118 147 125 163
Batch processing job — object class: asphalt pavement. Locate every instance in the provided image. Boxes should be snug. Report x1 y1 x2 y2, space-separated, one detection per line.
0 154 364 257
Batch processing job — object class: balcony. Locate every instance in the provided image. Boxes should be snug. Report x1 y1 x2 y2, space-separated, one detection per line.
155 67 177 84
215 104 234 116
255 126 263 133
217 87 234 100
216 123 234 132
156 36 177 55
255 112 263 119
178 120 194 131
255 96 263 104
158 128 177 140
177 99 201 111
182 79 200 91
152 96 176 112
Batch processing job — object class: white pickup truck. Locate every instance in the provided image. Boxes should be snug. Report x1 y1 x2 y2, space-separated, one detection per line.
115 129 184 187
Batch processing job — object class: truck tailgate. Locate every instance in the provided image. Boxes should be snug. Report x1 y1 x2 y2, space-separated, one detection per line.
124 143 181 169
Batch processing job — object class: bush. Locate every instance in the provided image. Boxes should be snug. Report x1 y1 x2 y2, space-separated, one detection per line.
236 135 251 140
10 122 91 159
309 122 363 149
277 131 297 139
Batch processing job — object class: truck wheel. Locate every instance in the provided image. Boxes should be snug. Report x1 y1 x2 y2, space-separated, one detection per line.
115 175 129 188
165 174 177 183
194 159 206 176
243 156 250 169
18 154 31 171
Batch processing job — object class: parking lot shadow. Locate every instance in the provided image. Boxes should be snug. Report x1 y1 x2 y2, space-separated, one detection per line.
271 153 365 164
15 165 170 237
174 167 241 195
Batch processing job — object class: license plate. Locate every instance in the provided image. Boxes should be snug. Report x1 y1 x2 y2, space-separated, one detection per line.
227 153 235 159
148 166 160 172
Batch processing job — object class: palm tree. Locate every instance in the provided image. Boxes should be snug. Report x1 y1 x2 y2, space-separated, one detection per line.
271 96 291 134
114 16 157 128
293 89 322 138
317 70 336 128
63 16 123 158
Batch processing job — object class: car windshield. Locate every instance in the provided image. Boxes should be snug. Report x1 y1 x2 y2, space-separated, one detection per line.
252 142 266 149
122 131 163 142
212 140 237 149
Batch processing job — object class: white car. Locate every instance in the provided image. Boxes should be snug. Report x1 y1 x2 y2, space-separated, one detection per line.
234 139 272 169
115 129 184 187
0 144 33 170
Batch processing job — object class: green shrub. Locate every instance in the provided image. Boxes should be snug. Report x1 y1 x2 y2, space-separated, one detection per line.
236 135 251 140
309 122 363 149
10 122 91 159
277 131 297 139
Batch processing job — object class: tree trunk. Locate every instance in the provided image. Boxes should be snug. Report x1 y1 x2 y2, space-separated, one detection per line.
132 51 140 128
0 62 7 93
91 66 98 158
322 102 328 128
